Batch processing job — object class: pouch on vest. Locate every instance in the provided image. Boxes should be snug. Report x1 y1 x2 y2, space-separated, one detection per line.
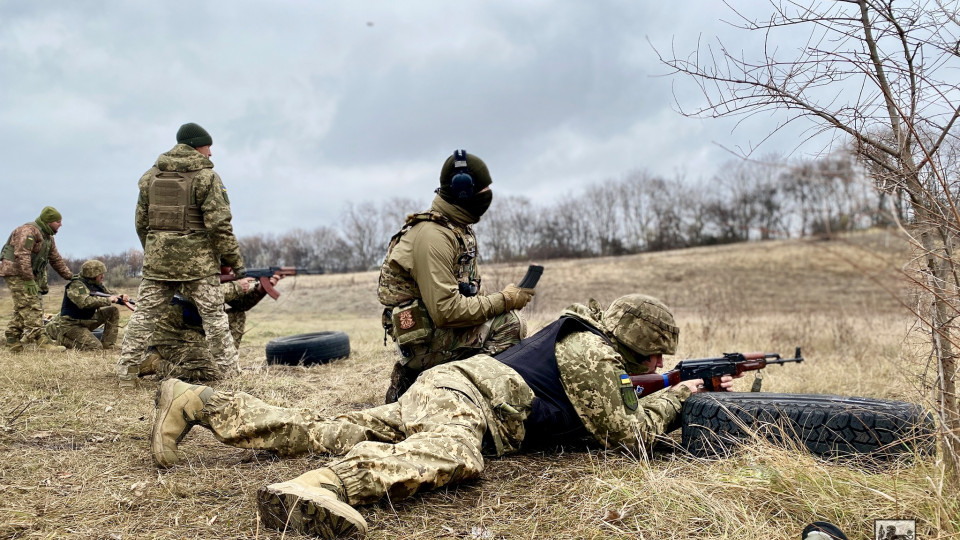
147 170 205 232
391 299 433 347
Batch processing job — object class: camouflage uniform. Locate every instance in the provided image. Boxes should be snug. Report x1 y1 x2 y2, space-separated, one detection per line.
46 261 121 350
378 195 527 402
1 209 72 348
118 141 245 384
161 295 688 510
145 281 268 382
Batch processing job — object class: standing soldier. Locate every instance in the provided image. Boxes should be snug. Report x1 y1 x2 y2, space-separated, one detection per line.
45 259 130 351
378 150 535 402
1 206 72 353
117 123 246 388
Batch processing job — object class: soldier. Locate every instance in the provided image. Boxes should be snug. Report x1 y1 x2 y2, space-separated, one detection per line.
139 273 282 382
117 122 246 388
45 259 130 351
1 206 72 353
151 294 736 539
378 149 534 403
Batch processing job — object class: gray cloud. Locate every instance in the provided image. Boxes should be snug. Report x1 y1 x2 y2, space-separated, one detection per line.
0 1 827 258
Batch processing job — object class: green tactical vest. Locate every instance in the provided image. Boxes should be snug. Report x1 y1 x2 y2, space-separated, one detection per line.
146 168 206 232
0 223 52 278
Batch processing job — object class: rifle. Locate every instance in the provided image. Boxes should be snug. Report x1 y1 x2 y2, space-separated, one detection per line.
629 347 804 398
91 291 136 311
219 266 324 299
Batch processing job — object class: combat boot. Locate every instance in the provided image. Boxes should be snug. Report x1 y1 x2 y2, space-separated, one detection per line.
258 468 367 539
36 335 66 353
5 337 23 353
151 378 214 468
139 348 161 376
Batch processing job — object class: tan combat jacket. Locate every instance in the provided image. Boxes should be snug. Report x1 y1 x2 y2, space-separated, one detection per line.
135 144 244 281
378 195 507 328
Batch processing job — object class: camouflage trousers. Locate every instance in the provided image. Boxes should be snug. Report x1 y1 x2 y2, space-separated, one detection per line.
143 311 248 383
194 357 534 505
385 309 527 403
118 276 238 380
47 308 120 350
4 276 45 344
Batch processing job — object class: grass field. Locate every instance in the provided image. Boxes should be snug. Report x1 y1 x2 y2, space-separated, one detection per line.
0 229 956 539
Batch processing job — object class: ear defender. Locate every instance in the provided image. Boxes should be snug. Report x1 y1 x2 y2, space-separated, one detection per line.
450 149 474 199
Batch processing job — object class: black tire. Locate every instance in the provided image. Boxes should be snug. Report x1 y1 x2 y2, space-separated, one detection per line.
681 392 935 460
265 331 350 366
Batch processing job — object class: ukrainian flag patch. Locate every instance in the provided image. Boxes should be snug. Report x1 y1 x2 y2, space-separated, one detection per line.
619 372 638 411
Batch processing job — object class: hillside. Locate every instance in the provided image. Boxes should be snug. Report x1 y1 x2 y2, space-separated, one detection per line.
0 229 952 539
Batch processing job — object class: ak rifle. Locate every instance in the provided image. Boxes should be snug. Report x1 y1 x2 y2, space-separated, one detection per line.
219 266 324 299
629 347 804 398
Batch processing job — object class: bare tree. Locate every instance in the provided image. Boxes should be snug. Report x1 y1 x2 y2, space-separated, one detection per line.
659 0 960 486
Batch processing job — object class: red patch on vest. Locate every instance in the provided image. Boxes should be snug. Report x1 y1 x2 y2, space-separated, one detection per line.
398 310 415 330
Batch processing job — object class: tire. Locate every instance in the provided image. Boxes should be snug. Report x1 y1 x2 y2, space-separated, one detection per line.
265 331 350 366
681 392 935 460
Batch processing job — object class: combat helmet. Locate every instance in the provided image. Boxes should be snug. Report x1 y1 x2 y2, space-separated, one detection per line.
602 294 678 356
80 260 107 279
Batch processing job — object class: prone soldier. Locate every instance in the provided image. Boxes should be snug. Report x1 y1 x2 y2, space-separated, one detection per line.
151 293 735 538
45 259 130 350
378 149 534 403
1 206 72 353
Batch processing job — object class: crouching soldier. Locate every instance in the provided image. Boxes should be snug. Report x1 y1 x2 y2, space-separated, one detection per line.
150 293 736 539
46 259 130 350
139 273 281 382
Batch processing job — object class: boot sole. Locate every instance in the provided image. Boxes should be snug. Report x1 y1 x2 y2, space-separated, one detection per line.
257 482 367 539
151 379 186 468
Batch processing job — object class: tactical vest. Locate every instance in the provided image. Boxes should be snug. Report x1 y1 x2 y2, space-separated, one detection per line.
60 277 107 320
146 168 206 232
495 317 607 446
377 211 480 341
0 223 52 278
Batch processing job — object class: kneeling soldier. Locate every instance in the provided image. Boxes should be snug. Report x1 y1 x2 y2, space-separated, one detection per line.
150 293 735 539
47 259 129 351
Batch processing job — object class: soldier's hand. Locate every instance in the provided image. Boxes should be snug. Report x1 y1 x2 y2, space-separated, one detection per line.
501 284 535 311
238 277 255 292
109 295 120 303
23 280 39 296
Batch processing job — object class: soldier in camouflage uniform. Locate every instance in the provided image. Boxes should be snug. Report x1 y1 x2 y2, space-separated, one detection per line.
45 259 130 350
379 150 535 403
139 274 280 382
1 206 72 353
117 123 246 388
150 294 735 539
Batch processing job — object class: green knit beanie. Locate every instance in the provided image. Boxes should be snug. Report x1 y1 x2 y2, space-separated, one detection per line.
176 123 213 147
439 152 492 192
38 206 62 224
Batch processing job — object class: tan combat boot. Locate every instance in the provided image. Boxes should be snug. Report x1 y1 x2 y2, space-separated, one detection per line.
139 348 161 377
36 335 66 353
151 378 213 468
257 468 367 539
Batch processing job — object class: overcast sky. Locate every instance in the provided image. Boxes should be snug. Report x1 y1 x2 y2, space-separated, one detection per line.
0 1 823 258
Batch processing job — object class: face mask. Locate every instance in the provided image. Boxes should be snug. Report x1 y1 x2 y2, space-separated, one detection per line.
460 190 493 220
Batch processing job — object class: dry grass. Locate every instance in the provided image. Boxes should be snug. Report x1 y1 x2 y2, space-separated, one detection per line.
0 229 957 539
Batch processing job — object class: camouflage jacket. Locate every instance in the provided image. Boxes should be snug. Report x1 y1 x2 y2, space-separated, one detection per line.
135 144 244 280
555 301 690 453
60 276 114 321
150 281 262 347
378 195 506 328
0 221 72 283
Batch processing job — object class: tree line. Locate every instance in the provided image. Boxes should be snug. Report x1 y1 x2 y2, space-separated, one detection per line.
45 150 896 285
